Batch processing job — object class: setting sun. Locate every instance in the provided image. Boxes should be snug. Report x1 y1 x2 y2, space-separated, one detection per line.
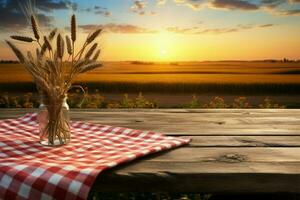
160 49 167 56
153 32 177 61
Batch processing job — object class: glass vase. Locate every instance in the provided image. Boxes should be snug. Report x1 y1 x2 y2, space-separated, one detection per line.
37 96 71 146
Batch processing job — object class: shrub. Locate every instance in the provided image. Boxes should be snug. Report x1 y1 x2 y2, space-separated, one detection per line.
0 93 37 108
183 95 202 108
135 92 156 108
232 97 251 108
259 97 286 108
203 96 229 108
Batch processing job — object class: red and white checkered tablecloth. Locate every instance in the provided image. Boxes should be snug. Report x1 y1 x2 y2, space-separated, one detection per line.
0 113 190 200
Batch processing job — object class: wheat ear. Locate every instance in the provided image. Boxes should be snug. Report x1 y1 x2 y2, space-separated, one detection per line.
57 34 64 59
85 43 98 59
93 49 101 61
6 41 26 63
86 29 102 44
49 28 57 41
31 16 40 41
44 36 52 51
11 36 34 42
71 14 76 42
79 62 102 73
66 35 72 55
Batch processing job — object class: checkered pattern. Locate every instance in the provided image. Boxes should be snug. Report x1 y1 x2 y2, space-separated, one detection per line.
0 113 190 200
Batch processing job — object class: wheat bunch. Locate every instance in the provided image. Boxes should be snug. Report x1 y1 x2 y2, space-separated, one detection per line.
6 14 103 146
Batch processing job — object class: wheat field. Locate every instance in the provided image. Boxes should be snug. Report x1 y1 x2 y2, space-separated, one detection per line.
1 61 300 84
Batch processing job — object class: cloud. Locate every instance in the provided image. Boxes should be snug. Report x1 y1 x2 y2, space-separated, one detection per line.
131 0 147 15
94 6 112 17
260 0 300 16
258 23 274 27
172 0 259 11
130 0 157 15
95 10 112 17
0 0 77 30
174 0 207 10
260 0 286 9
210 0 259 10
34 0 77 12
79 24 158 34
84 5 112 17
166 23 274 34
275 8 300 15
172 0 300 16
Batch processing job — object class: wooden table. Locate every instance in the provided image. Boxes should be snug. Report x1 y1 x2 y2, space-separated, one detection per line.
1 109 300 194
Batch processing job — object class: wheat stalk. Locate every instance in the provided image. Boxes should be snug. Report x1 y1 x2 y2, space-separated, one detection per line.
66 35 72 55
40 43 47 56
27 51 34 62
36 48 40 58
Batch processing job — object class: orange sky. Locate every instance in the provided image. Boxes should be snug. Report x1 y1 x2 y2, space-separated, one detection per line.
1 0 300 61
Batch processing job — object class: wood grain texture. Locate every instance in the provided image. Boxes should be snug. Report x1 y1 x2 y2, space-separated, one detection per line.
0 109 300 193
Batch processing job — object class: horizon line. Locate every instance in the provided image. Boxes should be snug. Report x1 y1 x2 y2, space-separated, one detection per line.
1 59 300 63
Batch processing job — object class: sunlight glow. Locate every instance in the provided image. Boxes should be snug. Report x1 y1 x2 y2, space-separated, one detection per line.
154 32 176 61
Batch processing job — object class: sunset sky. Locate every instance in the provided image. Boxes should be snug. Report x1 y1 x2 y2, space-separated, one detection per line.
0 0 300 61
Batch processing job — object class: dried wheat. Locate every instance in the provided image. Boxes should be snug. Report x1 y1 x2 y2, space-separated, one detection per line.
85 43 98 59
71 15 76 42
86 29 101 44
49 28 57 40
93 49 101 61
11 36 34 42
66 35 72 55
31 16 40 41
6 40 26 63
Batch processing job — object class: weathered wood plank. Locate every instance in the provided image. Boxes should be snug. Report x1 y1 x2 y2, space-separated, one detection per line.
1 109 300 136
186 136 300 147
92 164 300 193
132 147 300 162
91 147 300 193
91 147 300 192
91 145 300 193
93 174 300 193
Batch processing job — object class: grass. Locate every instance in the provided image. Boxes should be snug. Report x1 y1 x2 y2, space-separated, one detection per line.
1 82 300 95
0 91 286 109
